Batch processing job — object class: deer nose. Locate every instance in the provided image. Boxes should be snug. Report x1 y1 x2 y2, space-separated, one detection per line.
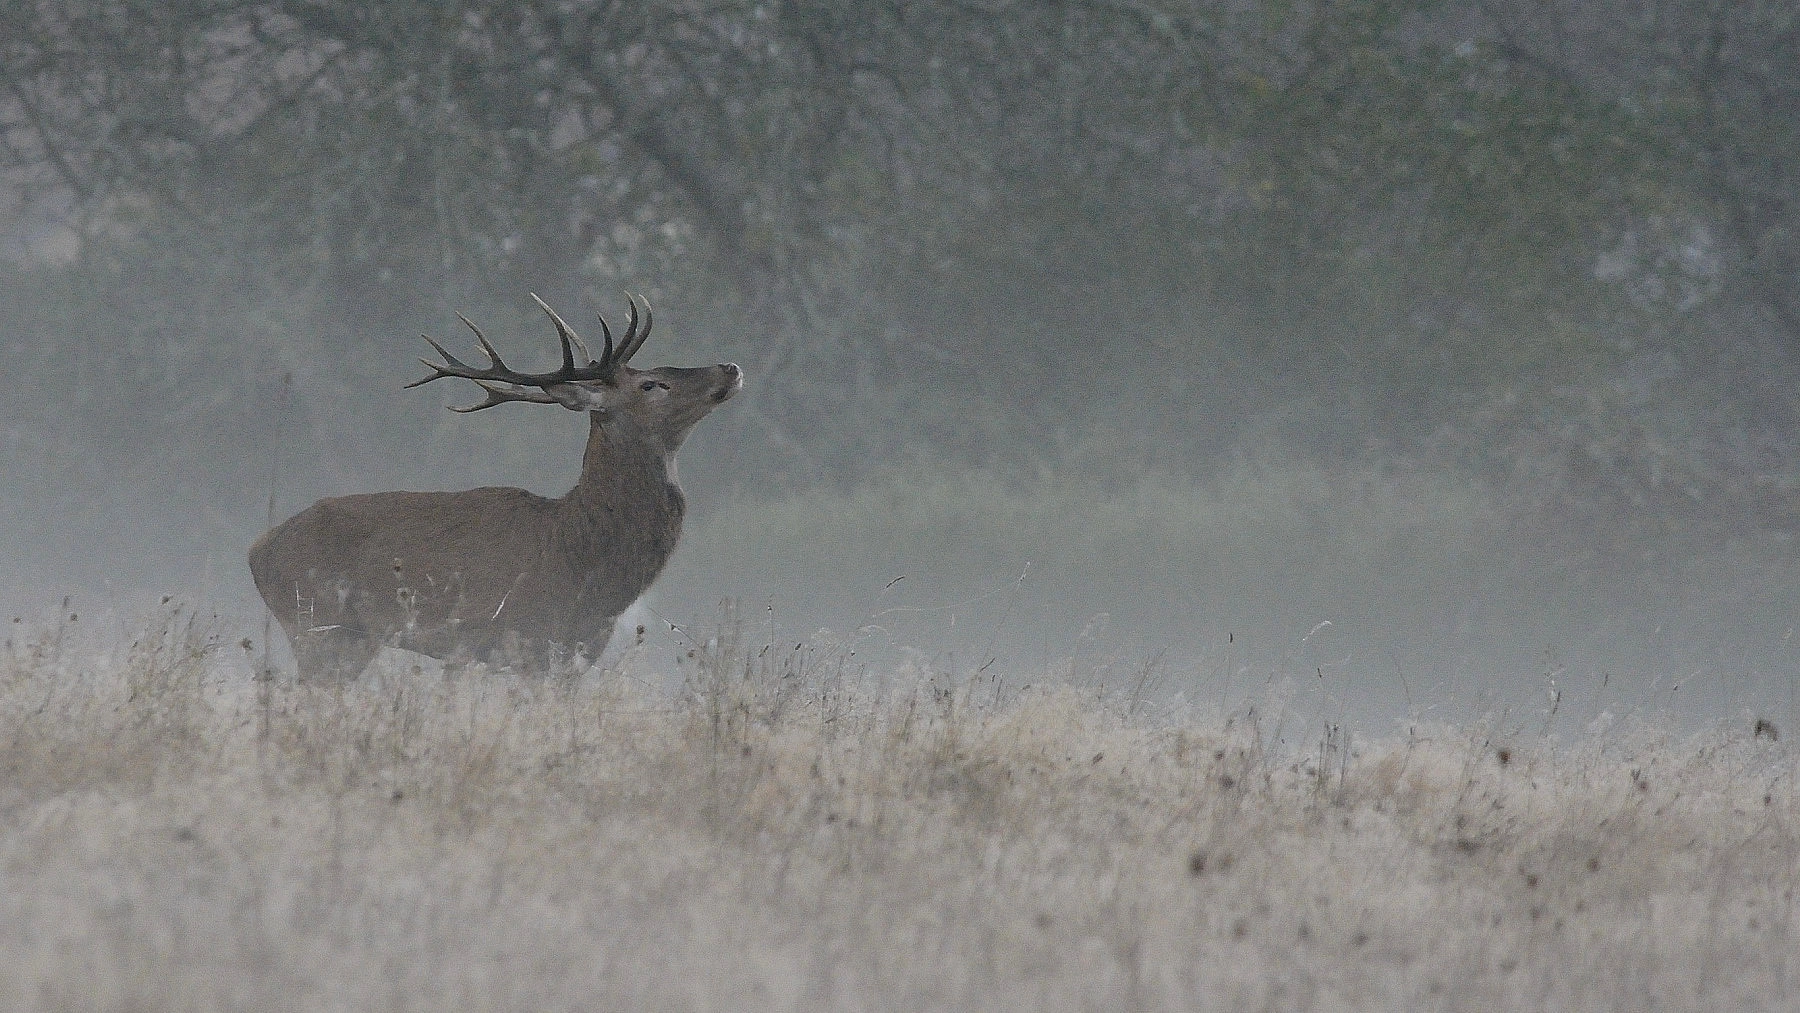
712 362 744 402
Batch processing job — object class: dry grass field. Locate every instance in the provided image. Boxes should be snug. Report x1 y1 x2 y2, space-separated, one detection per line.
2 603 1795 1011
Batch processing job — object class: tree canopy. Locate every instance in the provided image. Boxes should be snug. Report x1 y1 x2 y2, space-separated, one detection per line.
3 1 1796 488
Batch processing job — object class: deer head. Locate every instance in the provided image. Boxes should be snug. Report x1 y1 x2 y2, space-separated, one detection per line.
407 292 743 450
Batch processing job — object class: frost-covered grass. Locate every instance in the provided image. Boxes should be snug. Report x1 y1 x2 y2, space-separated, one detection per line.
1 604 1795 1011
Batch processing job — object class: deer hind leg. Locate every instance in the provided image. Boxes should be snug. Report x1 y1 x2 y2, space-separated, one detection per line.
548 620 615 677
547 637 602 678
292 626 378 681
488 629 532 673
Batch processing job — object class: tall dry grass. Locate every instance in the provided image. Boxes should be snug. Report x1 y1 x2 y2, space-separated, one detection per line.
1 602 1795 1010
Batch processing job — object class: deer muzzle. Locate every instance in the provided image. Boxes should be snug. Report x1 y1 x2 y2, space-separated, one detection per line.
712 363 743 402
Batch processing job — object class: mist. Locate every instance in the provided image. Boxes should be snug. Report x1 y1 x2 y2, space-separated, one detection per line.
4 1 1799 738
7 5 1800 1007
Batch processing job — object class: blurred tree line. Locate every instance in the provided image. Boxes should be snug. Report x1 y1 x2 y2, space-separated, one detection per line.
2 0 1797 528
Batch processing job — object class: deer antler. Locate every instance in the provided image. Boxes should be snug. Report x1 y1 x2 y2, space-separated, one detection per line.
408 293 650 412
598 295 653 366
435 378 563 414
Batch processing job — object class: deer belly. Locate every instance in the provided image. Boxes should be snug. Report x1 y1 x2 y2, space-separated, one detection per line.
366 567 610 662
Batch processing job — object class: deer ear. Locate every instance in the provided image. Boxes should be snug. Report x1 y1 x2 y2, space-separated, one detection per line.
543 382 611 412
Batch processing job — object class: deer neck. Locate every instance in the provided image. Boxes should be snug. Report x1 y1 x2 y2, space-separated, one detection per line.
553 411 686 575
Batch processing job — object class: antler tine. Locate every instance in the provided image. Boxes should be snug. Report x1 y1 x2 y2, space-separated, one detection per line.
404 334 482 389
529 295 614 379
457 312 510 370
566 328 596 366
529 292 589 377
616 296 639 363
594 309 617 368
449 379 562 413
617 293 653 364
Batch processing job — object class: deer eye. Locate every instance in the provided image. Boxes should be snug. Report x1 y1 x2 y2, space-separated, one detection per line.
640 380 659 392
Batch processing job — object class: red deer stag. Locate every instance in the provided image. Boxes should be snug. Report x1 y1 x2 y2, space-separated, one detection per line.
249 294 742 679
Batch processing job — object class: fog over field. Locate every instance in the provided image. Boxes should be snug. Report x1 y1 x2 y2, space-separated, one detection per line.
2 1 1799 1007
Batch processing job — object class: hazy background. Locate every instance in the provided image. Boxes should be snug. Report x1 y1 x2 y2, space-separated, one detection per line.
4 0 1799 735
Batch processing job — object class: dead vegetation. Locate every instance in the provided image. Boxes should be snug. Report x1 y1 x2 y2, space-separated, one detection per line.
1 603 1795 1011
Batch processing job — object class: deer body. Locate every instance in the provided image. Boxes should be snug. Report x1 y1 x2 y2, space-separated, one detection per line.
249 296 740 679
